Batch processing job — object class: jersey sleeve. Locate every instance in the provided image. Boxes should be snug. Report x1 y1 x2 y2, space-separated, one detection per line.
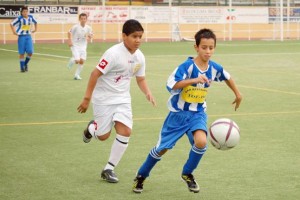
134 52 145 77
96 49 115 74
69 25 76 34
11 17 20 26
166 62 189 94
29 15 37 24
88 26 93 36
212 63 231 82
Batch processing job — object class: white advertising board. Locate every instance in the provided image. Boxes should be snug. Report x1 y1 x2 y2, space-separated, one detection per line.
28 6 78 24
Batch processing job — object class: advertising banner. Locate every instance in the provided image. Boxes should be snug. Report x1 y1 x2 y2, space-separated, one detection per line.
224 7 269 24
3 5 299 24
269 7 300 22
0 5 22 19
80 6 269 24
178 7 225 24
28 6 78 24
79 6 129 23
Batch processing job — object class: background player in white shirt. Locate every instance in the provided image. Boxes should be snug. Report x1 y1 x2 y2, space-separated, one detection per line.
67 13 93 80
77 19 156 183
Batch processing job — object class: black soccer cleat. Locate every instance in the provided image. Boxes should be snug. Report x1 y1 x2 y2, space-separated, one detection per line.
83 120 94 143
181 174 200 193
132 175 146 193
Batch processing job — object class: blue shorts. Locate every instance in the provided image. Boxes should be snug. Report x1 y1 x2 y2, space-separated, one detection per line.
155 111 207 152
18 35 33 55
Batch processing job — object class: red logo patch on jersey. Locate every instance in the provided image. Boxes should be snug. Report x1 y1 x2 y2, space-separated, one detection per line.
98 59 108 69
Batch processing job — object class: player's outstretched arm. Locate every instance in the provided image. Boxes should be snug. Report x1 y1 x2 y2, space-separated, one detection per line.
77 69 102 113
225 78 242 111
136 76 156 106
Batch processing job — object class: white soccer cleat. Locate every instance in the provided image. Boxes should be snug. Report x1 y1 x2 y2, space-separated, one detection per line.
74 75 82 80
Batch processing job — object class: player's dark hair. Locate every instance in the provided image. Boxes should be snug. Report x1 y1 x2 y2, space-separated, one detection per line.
79 13 87 19
21 6 28 12
122 19 144 36
194 28 216 47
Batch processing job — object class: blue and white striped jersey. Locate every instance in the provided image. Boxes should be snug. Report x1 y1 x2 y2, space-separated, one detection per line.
11 15 37 35
166 57 230 112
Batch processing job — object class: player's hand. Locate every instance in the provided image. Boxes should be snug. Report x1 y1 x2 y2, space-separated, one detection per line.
77 98 90 113
196 75 210 85
146 93 156 107
87 33 93 40
232 94 242 111
68 41 73 47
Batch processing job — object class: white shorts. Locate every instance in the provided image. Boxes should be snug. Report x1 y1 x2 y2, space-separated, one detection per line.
92 103 133 136
71 46 87 61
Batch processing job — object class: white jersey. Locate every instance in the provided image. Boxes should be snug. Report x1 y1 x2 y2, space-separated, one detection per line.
69 23 92 49
92 42 146 105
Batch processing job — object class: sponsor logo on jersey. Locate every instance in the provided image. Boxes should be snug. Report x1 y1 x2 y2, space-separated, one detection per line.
98 59 108 69
133 64 141 73
114 75 123 83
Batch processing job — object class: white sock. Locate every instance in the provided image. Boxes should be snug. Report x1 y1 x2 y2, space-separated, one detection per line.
75 64 83 77
104 134 130 170
69 57 75 65
88 123 96 139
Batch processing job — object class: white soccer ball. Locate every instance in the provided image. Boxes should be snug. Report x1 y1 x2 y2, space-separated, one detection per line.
208 118 240 150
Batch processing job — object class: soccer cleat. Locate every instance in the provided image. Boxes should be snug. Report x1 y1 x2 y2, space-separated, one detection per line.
101 169 119 183
24 65 28 72
67 58 74 69
181 174 200 193
132 175 146 193
83 120 94 143
74 75 82 80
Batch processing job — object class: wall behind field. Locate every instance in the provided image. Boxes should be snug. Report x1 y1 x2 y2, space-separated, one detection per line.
1 5 299 43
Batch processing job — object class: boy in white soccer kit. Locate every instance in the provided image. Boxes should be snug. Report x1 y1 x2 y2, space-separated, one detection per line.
77 19 156 183
91 43 145 134
68 13 93 80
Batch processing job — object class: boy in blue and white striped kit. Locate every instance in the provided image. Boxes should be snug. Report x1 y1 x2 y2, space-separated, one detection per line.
133 28 242 193
10 6 37 72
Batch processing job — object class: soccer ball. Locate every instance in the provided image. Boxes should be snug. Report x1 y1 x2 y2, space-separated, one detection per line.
208 118 240 150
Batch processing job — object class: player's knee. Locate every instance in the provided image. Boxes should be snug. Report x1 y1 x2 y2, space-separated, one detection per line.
79 60 85 65
158 149 168 156
97 132 111 141
194 139 207 149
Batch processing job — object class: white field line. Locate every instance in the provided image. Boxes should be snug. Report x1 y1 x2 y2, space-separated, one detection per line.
0 111 299 127
1 48 300 59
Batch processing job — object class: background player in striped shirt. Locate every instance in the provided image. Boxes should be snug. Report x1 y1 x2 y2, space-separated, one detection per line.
132 28 242 193
10 6 37 72
67 13 93 80
77 19 156 183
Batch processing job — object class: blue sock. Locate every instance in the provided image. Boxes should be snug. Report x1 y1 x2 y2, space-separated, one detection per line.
137 147 161 178
20 59 25 71
182 145 207 175
24 56 31 66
